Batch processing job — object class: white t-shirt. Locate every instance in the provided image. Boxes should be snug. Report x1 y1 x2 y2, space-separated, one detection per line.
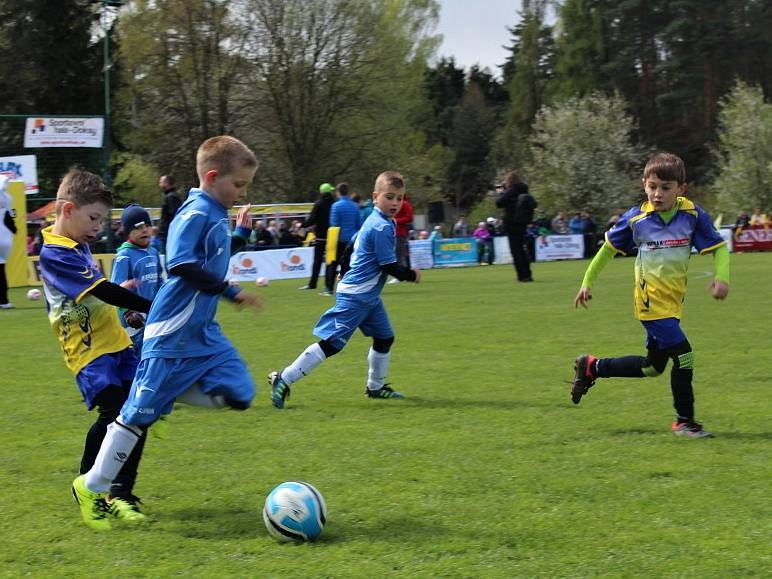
0 177 14 263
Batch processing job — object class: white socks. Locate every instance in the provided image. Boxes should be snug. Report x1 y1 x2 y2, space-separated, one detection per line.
177 383 226 408
282 343 327 385
366 348 391 390
85 420 142 493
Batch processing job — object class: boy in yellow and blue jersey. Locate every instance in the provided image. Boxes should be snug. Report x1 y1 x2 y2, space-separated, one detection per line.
39 169 153 527
571 152 730 438
73 136 263 530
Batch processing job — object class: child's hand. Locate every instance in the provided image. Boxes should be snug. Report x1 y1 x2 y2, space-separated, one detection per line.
233 290 264 312
412 269 421 283
709 279 729 300
120 278 140 290
574 286 592 308
124 311 146 329
235 204 252 229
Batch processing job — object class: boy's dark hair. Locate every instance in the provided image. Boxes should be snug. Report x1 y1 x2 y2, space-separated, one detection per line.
375 171 405 192
196 135 258 180
337 182 349 196
643 152 686 184
55 169 113 213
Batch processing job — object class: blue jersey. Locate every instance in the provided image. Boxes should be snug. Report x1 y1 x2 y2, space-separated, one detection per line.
335 207 395 303
330 197 361 243
111 242 162 344
141 188 234 358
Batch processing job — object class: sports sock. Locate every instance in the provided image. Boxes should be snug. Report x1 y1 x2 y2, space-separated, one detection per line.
596 356 646 378
282 343 326 385
85 420 142 493
177 383 226 408
671 368 694 420
366 348 391 390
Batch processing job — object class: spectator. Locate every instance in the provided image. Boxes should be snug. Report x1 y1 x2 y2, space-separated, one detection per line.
551 211 569 234
749 207 767 226
278 221 299 246
266 220 280 245
0 176 16 309
580 211 598 258
453 215 469 237
496 171 537 282
299 183 335 290
324 183 361 295
429 225 443 242
388 192 414 284
473 221 494 265
359 193 374 223
158 175 183 254
417 230 429 240
735 211 750 228
569 212 584 234
250 219 273 247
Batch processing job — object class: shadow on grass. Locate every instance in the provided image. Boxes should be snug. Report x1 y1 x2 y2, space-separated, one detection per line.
607 427 662 436
323 515 452 545
164 506 259 539
403 396 564 410
709 431 772 441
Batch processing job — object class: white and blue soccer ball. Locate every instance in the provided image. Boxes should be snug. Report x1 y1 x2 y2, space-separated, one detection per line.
263 481 327 542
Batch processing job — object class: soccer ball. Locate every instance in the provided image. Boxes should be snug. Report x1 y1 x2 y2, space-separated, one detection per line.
26 288 42 300
263 481 327 542
256 276 269 287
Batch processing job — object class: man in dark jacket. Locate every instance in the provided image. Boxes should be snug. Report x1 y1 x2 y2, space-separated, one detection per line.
496 171 537 282
299 183 335 290
158 175 183 254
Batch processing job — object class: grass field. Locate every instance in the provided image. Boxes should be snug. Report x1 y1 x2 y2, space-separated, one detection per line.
0 253 770 578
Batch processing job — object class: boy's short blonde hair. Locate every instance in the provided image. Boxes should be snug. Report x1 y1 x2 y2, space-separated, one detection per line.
55 169 113 214
196 136 258 180
643 152 686 184
374 171 405 193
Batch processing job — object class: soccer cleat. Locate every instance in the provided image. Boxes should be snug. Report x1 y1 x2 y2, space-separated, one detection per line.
319 290 334 296
298 285 315 290
672 420 714 439
268 371 291 409
107 495 148 523
571 354 598 404
365 384 405 400
72 475 111 531
0 303 14 309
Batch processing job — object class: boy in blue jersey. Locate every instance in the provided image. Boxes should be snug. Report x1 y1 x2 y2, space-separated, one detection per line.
73 136 263 529
39 169 154 528
269 171 421 408
111 204 162 351
571 153 730 438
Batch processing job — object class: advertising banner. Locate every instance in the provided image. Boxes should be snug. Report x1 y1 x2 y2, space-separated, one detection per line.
432 237 478 267
535 234 584 262
228 247 318 281
24 117 104 148
0 155 39 194
731 225 772 252
407 239 434 269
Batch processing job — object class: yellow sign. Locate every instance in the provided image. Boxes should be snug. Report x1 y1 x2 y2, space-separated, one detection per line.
6 180 29 288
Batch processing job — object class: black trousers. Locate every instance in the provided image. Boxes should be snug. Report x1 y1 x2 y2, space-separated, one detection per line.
0 263 8 304
306 239 326 288
80 384 147 498
325 241 352 292
507 227 532 281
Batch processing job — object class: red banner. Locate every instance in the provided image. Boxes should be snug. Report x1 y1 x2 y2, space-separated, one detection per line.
733 225 772 252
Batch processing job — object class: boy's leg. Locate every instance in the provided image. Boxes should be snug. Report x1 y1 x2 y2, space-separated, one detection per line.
360 301 402 399
269 340 338 409
572 348 669 404
666 340 711 437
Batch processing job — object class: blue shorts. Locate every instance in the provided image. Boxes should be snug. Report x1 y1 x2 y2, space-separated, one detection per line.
120 347 255 426
641 318 688 351
76 348 139 410
313 296 394 351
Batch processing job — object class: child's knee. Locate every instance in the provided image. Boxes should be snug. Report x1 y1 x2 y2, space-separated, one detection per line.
372 336 394 353
667 341 694 370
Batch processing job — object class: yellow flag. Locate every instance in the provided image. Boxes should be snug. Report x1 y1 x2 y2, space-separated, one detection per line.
326 227 340 264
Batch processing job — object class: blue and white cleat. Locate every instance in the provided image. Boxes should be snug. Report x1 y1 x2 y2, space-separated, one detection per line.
268 371 291 409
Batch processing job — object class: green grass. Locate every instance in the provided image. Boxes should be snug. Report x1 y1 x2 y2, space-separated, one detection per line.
1 253 770 578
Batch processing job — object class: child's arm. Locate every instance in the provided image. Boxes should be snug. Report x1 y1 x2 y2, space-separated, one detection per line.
231 204 252 255
574 242 616 308
89 281 152 313
382 262 420 283
169 263 263 311
709 244 730 300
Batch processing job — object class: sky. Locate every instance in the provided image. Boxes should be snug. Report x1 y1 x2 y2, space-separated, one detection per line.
433 0 522 77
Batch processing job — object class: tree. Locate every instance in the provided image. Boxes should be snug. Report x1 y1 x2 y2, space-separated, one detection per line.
526 93 641 220
712 82 772 215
